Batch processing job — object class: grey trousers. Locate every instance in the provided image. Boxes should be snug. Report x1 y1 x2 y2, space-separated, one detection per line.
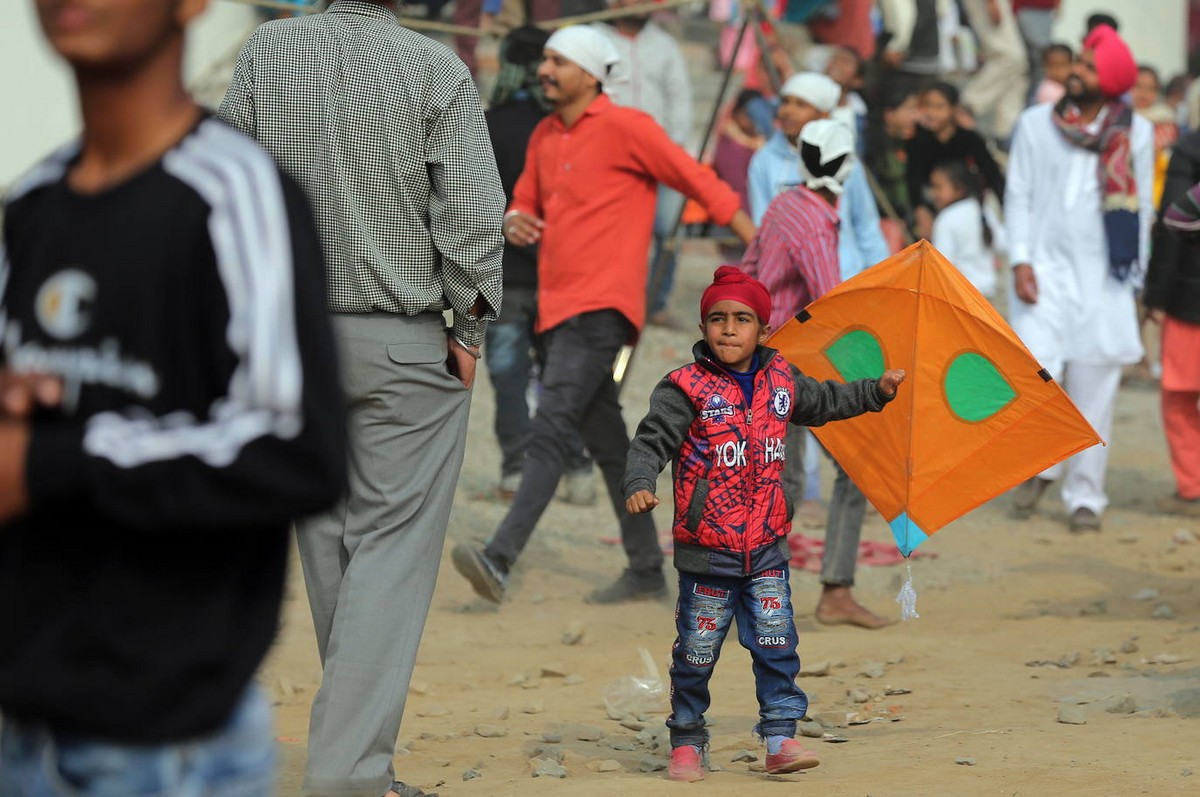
781 425 865 588
297 312 471 797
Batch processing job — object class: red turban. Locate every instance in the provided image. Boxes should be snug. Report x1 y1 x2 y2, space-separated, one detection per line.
1083 24 1137 98
700 266 772 325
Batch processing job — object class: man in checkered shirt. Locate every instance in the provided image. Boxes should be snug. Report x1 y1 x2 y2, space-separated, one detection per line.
220 3 504 796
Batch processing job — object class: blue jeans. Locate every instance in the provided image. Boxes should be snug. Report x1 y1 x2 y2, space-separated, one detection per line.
484 285 589 477
648 186 686 316
667 567 808 747
0 688 274 797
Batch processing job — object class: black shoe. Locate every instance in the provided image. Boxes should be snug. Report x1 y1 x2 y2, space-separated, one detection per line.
1011 477 1053 519
451 543 508 603
586 568 668 604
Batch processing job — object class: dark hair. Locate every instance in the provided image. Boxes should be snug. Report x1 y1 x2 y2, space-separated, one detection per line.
1044 43 1073 62
800 141 846 183
832 46 865 79
1138 64 1162 91
1166 74 1190 98
500 25 549 67
931 160 993 248
881 86 917 111
733 88 764 113
921 81 959 107
1086 13 1119 32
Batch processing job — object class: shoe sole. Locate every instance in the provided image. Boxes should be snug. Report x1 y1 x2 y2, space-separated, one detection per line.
585 586 668 605
766 755 821 774
668 768 705 782
451 546 504 604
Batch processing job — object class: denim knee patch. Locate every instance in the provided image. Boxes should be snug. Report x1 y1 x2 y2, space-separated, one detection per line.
678 584 735 668
748 569 793 648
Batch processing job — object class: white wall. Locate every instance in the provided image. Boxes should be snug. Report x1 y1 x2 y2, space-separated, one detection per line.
1053 0 1188 80
0 1 258 188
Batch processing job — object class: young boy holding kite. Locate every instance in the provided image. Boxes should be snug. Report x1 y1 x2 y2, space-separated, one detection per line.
622 266 906 781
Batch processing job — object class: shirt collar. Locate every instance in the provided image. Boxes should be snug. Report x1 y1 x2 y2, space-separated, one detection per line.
327 0 398 22
552 93 612 130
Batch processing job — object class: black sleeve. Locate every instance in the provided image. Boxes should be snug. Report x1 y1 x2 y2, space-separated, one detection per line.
623 378 696 499
26 175 348 532
906 131 932 213
970 132 1006 203
789 364 891 427
1145 147 1198 310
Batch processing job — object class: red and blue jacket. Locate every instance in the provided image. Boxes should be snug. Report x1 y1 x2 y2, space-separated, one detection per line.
624 342 890 577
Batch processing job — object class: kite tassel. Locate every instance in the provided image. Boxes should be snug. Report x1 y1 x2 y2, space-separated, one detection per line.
895 563 920 621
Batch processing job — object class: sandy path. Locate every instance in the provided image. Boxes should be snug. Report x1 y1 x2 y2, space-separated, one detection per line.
259 240 1199 796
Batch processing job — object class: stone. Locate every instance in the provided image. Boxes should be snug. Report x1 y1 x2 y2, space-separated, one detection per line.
798 720 824 738
634 730 656 746
1058 651 1081 668
1153 603 1176 620
575 725 604 742
531 758 567 778
885 686 912 695
409 682 430 696
955 757 976 766
1106 694 1137 714
800 661 831 677
1057 706 1088 725
416 705 449 718
1172 529 1198 545
1148 653 1189 665
848 689 871 703
417 732 445 742
532 745 564 762
1129 588 1159 602
489 706 510 721
858 663 886 679
521 678 542 690
886 653 906 665
1089 649 1117 666
540 662 567 678
541 731 563 743
431 758 450 768
609 740 638 752
639 756 668 773
1182 767 1193 777
1120 639 1139 654
597 759 622 773
562 620 586 646
731 749 757 762
462 768 482 781
620 719 645 732
1079 600 1107 617
521 700 545 715
508 673 528 687
563 674 585 686
814 711 848 729
474 724 507 738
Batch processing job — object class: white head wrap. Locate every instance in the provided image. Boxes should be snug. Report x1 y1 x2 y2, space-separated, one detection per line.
799 119 855 196
544 26 621 82
779 72 842 114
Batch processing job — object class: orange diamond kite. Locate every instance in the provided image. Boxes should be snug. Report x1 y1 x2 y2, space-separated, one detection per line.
769 240 1103 556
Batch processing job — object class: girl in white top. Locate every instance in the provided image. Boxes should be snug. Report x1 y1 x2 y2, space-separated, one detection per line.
930 160 1007 298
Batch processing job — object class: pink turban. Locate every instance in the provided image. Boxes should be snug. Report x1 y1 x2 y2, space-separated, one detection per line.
1083 24 1137 98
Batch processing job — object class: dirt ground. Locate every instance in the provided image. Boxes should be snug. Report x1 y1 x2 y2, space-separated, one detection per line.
258 240 1199 797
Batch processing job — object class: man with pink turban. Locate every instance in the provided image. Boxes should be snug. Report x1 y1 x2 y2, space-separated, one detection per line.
1005 24 1154 533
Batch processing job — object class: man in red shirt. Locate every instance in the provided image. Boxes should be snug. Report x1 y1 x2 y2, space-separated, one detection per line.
453 25 754 605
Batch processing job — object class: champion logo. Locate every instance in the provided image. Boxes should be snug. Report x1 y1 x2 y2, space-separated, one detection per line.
772 387 792 420
700 394 736 422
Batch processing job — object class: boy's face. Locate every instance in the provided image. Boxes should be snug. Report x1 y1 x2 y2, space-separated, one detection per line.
1132 71 1160 110
929 169 960 212
36 0 206 70
701 300 770 373
777 96 826 141
1044 50 1072 86
825 49 861 91
883 95 918 139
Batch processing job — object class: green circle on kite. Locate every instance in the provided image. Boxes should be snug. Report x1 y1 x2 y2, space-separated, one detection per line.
944 352 1016 422
825 329 885 382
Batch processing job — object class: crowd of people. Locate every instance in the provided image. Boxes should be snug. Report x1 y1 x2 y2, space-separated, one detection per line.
1 0 1198 796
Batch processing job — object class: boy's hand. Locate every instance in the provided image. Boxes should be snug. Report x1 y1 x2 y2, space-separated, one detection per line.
878 369 907 398
626 490 659 514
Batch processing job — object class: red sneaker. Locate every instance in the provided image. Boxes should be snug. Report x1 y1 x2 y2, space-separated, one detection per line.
765 738 820 774
668 745 705 782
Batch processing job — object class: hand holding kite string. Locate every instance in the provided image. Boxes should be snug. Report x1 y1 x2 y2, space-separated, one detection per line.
626 490 659 515
877 369 907 398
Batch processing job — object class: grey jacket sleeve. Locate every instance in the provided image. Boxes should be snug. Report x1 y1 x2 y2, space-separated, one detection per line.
789 364 892 427
623 378 696 499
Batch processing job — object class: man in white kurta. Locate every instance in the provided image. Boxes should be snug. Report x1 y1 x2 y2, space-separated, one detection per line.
1005 28 1153 531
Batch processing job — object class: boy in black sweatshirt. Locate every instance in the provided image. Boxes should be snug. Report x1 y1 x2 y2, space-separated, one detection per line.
0 1 346 794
